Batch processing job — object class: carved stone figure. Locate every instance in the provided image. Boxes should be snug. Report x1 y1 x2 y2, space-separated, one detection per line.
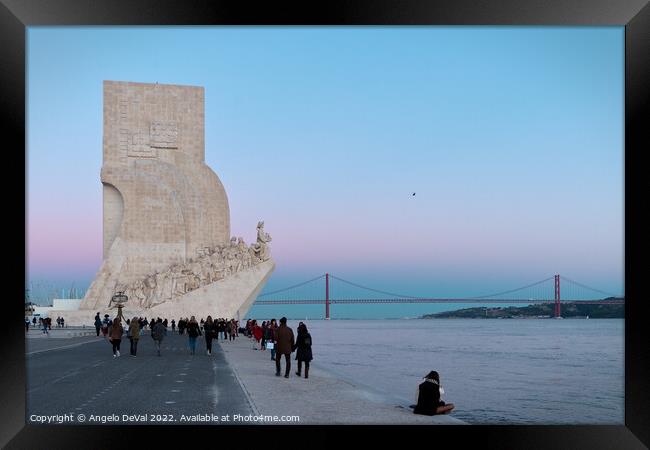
157 268 174 305
135 280 147 306
143 274 157 308
251 221 272 262
199 257 212 285
171 265 187 298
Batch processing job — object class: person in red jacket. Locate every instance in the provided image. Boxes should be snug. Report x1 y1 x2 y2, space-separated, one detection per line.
252 320 263 350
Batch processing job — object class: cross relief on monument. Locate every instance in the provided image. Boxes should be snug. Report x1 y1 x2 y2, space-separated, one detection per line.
128 128 157 158
126 120 179 158
150 121 179 148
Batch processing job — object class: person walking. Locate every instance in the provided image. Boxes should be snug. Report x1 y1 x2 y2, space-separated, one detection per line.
25 316 30 333
101 314 111 336
108 317 124 358
230 319 237 341
204 316 215 355
261 321 268 350
151 318 165 356
268 319 277 361
293 323 313 379
186 316 202 355
216 319 221 340
218 319 226 341
253 321 263 350
224 319 231 341
128 316 140 357
171 319 176 334
275 317 295 378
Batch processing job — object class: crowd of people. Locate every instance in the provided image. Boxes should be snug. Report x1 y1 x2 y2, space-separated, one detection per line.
242 317 313 379
24 316 53 334
91 311 315 380
94 312 241 358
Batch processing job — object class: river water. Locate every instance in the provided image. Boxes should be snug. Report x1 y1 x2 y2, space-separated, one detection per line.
299 318 624 424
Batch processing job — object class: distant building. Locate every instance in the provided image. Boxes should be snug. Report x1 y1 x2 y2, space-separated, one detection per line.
32 299 83 318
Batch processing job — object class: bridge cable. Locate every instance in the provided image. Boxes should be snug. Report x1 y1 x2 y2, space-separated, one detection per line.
328 275 426 299
559 276 620 298
469 276 555 299
257 274 326 298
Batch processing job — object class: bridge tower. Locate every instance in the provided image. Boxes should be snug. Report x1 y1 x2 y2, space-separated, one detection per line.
554 274 561 318
325 273 330 320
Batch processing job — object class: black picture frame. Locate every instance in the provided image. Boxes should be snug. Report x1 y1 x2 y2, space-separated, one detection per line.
3 0 648 448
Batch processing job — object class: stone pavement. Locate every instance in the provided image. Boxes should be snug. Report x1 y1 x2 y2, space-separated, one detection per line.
26 332 252 425
219 334 465 425
25 330 464 425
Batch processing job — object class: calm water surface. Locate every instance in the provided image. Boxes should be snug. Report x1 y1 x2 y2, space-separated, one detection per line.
300 318 624 424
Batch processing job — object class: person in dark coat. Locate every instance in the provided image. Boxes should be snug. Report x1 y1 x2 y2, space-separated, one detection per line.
260 321 268 350
293 323 313 379
186 316 202 355
413 371 454 415
94 313 102 336
203 316 215 355
274 317 295 378
152 319 165 356
268 319 277 360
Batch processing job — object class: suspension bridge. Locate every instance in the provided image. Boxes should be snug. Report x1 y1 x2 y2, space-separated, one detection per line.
254 274 624 319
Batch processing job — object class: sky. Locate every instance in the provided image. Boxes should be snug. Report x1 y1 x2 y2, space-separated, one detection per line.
26 26 624 317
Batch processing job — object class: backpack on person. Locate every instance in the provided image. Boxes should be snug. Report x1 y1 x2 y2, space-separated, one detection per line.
152 324 164 341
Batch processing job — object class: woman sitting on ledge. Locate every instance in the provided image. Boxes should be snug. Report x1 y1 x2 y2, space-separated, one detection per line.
413 370 455 415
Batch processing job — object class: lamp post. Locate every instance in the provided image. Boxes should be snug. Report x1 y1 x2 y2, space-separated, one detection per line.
109 291 129 324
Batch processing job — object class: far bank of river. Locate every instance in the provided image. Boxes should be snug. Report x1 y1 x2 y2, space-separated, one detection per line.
421 301 623 319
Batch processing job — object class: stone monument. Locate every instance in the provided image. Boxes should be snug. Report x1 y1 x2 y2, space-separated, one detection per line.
55 81 274 325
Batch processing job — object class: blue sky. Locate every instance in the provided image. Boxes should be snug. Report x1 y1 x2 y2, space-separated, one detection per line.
26 27 624 316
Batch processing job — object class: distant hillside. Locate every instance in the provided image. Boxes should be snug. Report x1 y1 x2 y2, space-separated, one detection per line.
421 300 624 319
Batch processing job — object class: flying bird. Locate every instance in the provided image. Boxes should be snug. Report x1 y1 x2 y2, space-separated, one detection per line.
412 192 416 196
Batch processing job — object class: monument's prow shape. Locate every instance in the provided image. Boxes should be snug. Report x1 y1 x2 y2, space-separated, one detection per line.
60 81 274 324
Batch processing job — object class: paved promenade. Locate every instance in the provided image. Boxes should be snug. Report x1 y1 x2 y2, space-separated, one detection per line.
25 330 464 425
220 335 465 425
26 332 252 425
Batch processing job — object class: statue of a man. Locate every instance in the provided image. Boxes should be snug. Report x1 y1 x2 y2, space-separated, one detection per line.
171 264 187 297
133 279 147 307
251 221 272 262
143 274 157 308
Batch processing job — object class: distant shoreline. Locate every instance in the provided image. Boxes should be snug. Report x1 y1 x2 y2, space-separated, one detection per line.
420 301 624 319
